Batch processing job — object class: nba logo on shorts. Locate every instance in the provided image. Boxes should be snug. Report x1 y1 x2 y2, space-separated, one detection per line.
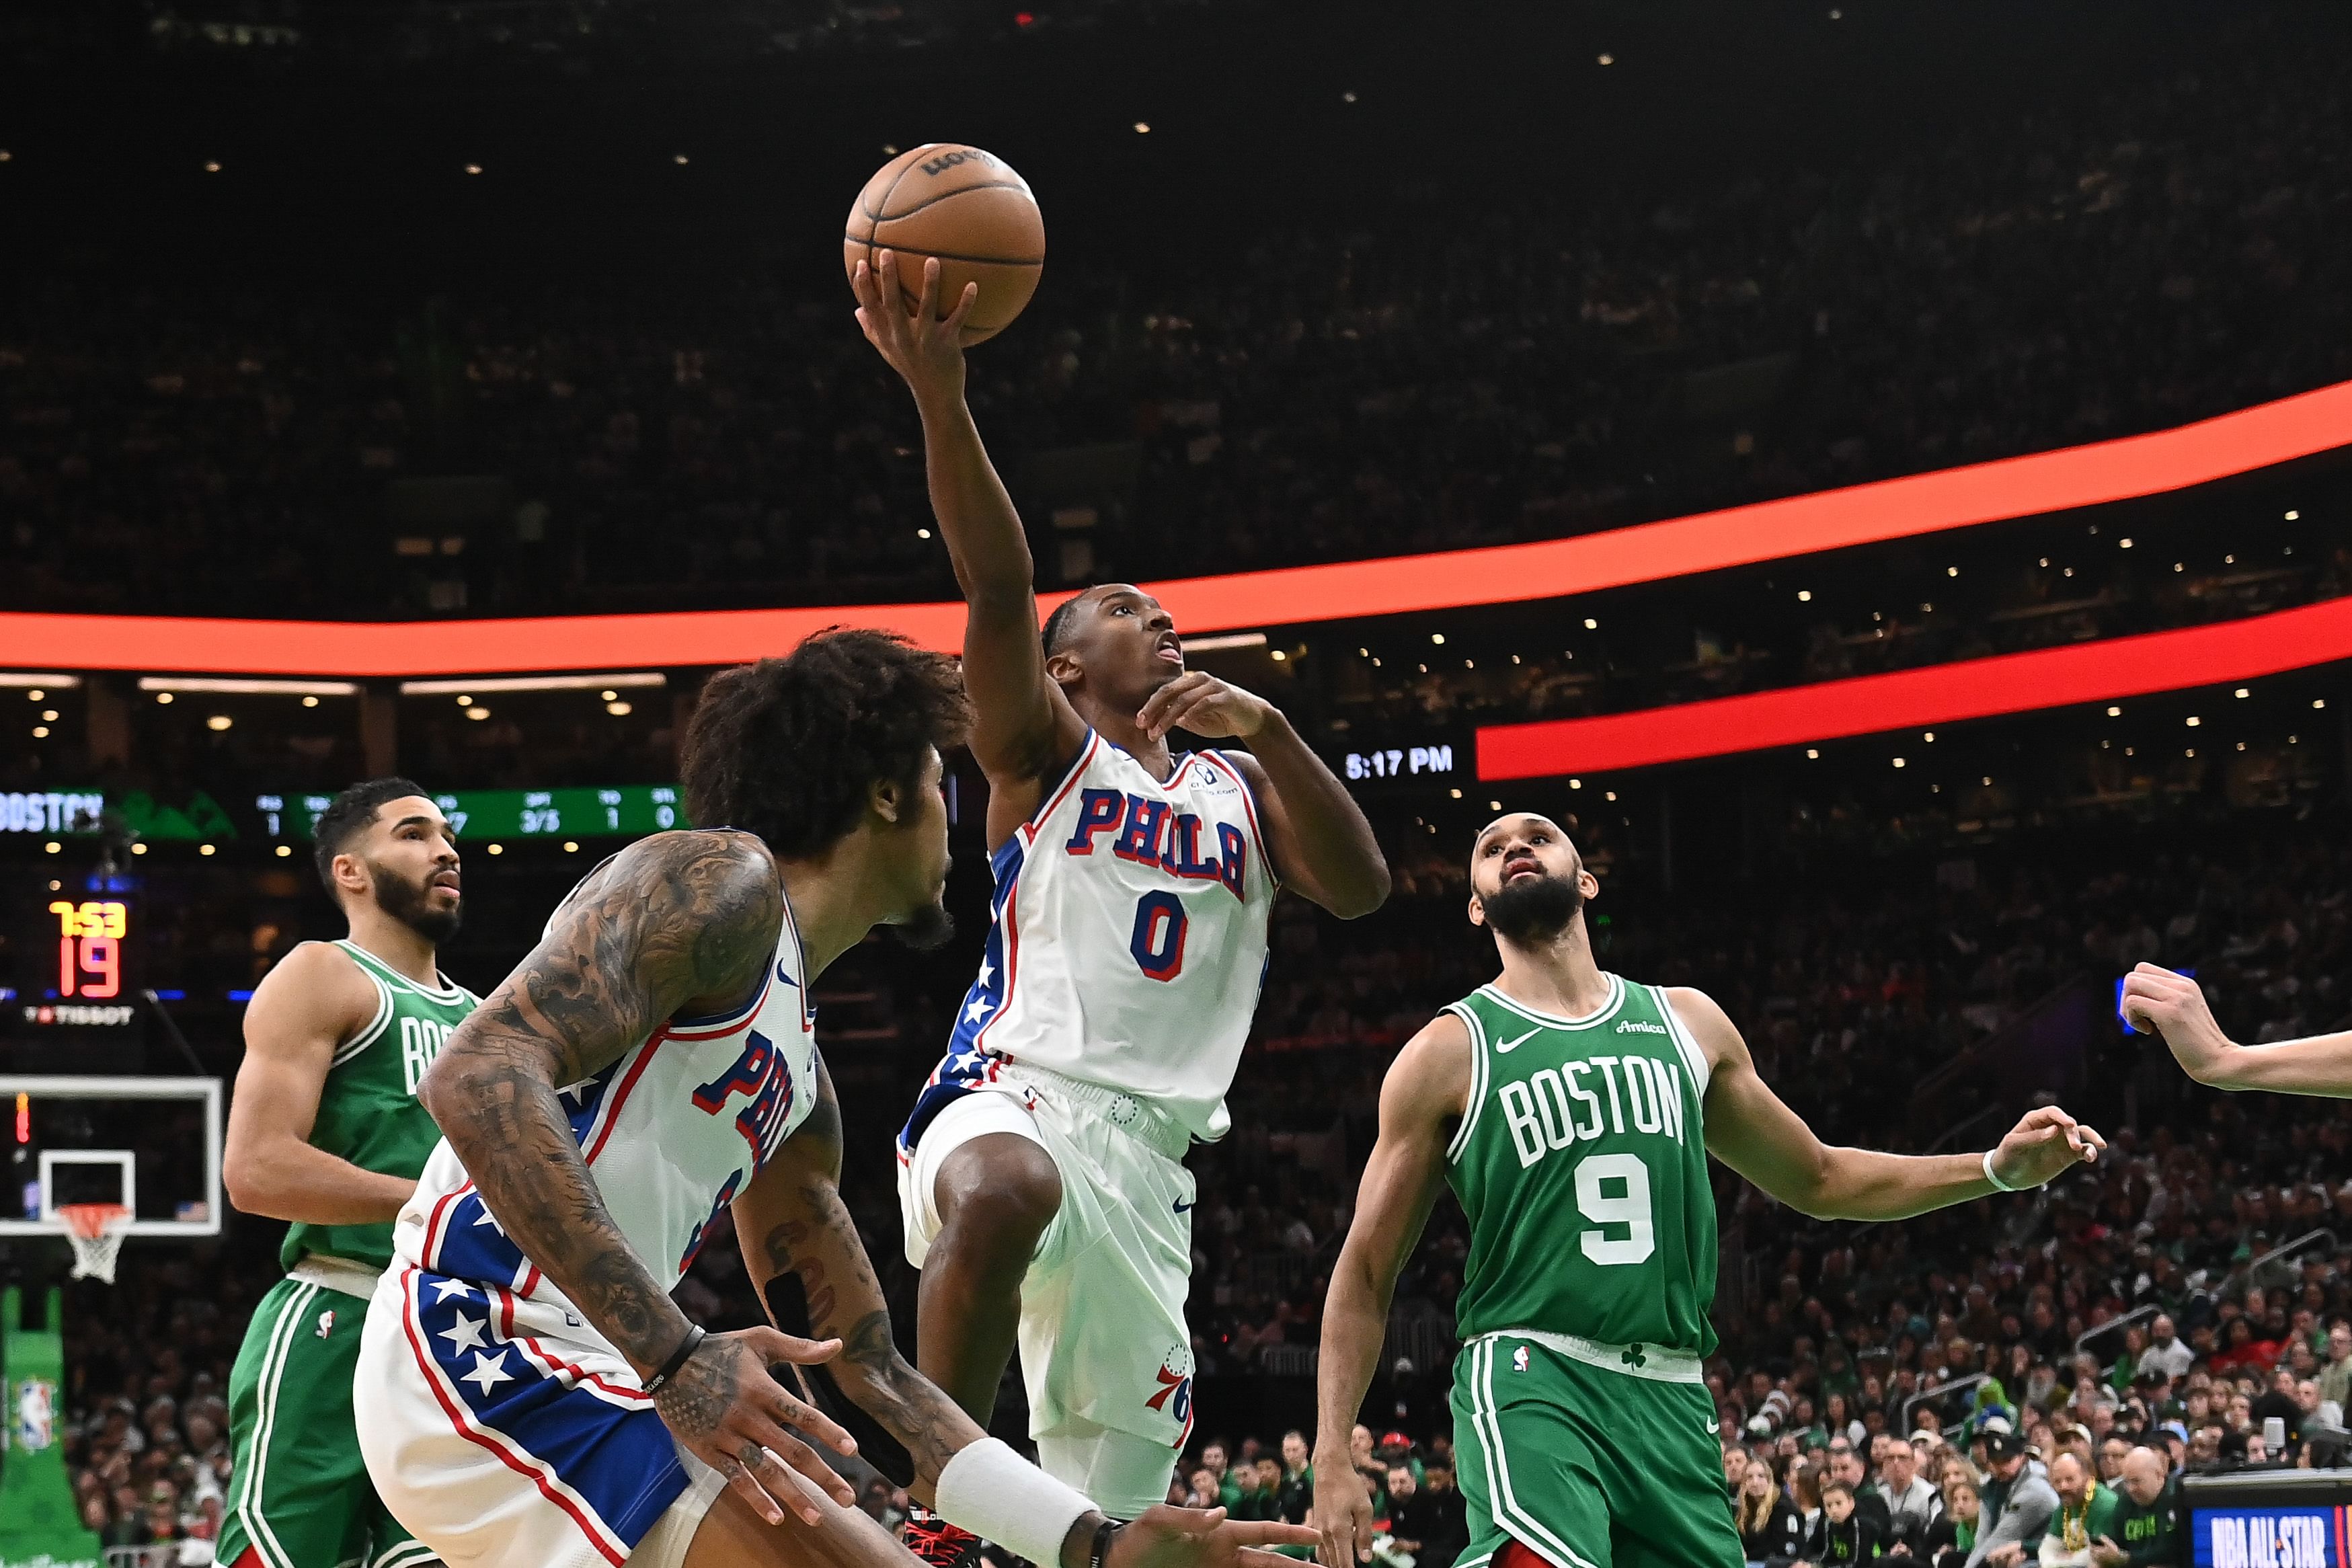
1512 1346 1530 1373
317 1308 337 1339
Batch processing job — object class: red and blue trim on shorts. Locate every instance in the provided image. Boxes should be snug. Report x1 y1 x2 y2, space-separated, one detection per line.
397 1263 682 1567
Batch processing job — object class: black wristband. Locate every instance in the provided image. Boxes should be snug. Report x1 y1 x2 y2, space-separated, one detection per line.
643 1323 707 1396
1089 1518 1122 1568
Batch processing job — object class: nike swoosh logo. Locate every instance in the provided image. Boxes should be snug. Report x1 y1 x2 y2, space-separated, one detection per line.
1173 1199 1196 1213
1495 1028 1540 1054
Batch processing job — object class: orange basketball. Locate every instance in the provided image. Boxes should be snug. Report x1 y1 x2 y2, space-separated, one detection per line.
844 144 1045 346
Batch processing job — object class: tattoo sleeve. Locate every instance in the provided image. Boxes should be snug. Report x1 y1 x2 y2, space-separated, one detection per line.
416 829 782 1379
738 1058 985 1496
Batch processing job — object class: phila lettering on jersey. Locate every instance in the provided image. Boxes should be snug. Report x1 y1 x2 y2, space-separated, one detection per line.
900 729 1278 1150
389 879 819 1358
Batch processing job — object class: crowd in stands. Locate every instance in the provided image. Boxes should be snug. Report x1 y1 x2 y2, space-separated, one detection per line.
32 754 2348 1559
40 791 2352 1554
7 27 2349 621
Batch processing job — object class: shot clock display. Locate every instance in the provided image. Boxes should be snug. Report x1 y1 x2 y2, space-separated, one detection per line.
7 880 143 1034
49 898 127 999
258 785 687 841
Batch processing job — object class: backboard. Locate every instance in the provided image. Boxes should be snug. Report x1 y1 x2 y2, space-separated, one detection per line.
0 1074 222 1239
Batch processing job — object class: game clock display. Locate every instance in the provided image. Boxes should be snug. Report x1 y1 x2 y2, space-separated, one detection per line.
7 882 143 1033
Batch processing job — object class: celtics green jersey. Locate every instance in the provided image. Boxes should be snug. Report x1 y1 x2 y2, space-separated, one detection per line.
1444 974 1719 1356
278 939 478 1273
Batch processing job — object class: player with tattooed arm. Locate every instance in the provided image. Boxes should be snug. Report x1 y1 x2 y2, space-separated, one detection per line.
352 629 1316 1568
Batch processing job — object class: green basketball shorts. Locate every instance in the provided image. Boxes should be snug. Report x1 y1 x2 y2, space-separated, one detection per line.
220 1274 437 1568
1450 1331 1742 1568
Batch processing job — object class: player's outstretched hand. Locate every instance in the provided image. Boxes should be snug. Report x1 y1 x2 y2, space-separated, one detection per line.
650 1327 860 1528
852 249 978 405
2119 962 2235 1083
1138 671 1273 742
1988 1104 2106 1191
1309 1462 1378 1568
1109 1505 1322 1568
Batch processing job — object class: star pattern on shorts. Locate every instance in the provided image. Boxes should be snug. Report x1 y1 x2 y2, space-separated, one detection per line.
438 1310 489 1355
429 1278 476 1303
460 1349 514 1395
962 996 994 1025
974 960 994 989
471 1204 506 1235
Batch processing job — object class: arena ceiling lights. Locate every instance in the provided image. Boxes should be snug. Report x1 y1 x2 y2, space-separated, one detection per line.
1476 596 2352 780
0 376 2347 679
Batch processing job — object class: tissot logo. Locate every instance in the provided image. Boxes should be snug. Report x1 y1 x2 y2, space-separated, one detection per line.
1616 1018 1668 1035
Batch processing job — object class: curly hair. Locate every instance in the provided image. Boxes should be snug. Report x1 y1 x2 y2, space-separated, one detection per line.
680 628 970 859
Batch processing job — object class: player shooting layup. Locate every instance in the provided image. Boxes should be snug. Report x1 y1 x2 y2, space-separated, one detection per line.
350 631 1314 1568
220 778 473 1568
853 251 1391 1532
1313 812 2108 1568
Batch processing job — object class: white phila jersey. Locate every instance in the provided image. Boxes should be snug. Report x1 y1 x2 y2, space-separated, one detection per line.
899 729 1278 1150
391 873 820 1359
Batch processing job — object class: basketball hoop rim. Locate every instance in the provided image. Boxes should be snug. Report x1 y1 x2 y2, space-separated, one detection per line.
57 1201 134 1241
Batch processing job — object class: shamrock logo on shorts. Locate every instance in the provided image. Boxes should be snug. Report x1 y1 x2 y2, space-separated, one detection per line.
1622 1344 1648 1370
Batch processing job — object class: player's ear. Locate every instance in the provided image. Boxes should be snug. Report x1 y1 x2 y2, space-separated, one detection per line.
1579 867 1600 902
869 776 904 825
1466 893 1486 929
1044 646 1083 690
332 851 369 899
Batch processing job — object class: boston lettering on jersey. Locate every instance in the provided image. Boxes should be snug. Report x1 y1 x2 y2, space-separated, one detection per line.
1064 788 1251 901
1445 976 1720 1356
1492 1021 1694 1171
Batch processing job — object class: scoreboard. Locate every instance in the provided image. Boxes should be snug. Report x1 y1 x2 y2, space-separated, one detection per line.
5 877 143 1035
258 785 687 840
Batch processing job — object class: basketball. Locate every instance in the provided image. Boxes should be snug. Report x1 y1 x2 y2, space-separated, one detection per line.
843 143 1046 346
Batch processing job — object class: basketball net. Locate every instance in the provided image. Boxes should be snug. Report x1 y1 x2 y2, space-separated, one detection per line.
58 1203 132 1284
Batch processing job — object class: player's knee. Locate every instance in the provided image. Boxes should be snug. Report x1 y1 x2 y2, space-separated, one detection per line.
933 1134 1062 1257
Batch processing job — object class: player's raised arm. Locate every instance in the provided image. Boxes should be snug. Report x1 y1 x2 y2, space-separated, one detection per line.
1676 985 2105 1220
854 249 1086 795
2122 962 2352 1095
224 941 420 1224
1312 1014 1471 1568
417 829 865 1530
740 1056 1321 1568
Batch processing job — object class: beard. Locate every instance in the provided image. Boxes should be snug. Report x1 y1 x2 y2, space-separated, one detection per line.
893 897 956 953
373 862 463 945
1480 869 1585 946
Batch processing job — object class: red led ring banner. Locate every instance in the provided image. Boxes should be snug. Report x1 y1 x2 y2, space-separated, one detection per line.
2 377 2349 677
1475 596 2352 780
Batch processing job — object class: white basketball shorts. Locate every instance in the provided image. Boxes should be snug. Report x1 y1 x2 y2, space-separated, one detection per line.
897 1066 1198 1521
354 1262 726 1568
